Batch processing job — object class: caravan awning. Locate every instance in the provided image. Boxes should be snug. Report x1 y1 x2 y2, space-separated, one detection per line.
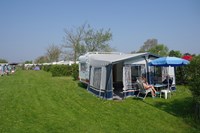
89 53 145 67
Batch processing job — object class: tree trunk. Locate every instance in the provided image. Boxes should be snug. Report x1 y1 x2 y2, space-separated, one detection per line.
74 50 77 64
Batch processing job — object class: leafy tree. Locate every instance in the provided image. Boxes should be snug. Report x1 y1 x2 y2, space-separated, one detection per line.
46 44 61 62
139 38 158 52
35 56 49 64
24 60 33 64
138 39 169 56
84 25 113 52
187 55 200 120
0 58 8 63
169 50 182 57
63 24 86 63
148 44 169 56
63 23 113 62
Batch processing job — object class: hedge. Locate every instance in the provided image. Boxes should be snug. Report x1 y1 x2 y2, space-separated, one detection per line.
41 64 79 80
187 55 200 121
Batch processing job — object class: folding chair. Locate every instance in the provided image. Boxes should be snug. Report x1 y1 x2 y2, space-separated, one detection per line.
136 80 152 100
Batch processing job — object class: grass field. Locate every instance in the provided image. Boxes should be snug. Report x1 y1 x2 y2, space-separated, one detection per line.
0 70 199 133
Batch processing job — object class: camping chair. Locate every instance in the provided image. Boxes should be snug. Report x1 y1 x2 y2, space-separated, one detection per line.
136 80 152 100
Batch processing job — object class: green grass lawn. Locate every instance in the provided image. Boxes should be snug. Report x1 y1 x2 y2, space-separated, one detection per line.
0 70 199 133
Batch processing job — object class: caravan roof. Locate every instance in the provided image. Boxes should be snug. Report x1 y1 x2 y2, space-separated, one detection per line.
79 52 158 67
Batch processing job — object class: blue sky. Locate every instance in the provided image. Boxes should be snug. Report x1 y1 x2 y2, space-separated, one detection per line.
0 0 199 62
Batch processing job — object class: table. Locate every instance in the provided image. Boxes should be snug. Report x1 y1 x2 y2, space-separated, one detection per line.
154 84 167 91
153 84 171 99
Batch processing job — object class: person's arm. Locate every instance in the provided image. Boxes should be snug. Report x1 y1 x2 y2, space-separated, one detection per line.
143 83 151 89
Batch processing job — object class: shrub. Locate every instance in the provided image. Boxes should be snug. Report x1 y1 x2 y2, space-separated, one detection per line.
41 64 79 80
50 65 72 77
42 65 52 72
187 55 200 120
71 64 79 80
176 66 190 85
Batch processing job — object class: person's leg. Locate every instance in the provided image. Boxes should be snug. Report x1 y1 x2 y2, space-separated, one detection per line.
149 88 155 97
150 85 157 94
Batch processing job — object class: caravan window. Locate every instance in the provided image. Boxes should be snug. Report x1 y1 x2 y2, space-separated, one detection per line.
131 65 145 81
149 66 162 84
93 67 102 89
123 65 132 90
80 63 87 71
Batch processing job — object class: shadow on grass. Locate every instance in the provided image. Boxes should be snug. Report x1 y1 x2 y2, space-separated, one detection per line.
77 82 88 89
140 96 200 130
154 97 193 117
77 81 200 129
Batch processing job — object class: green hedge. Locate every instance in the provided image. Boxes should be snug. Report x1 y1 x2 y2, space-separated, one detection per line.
71 64 79 80
42 65 52 72
50 65 71 77
187 55 200 120
41 64 79 80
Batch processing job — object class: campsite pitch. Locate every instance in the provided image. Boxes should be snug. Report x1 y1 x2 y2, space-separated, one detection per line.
0 70 199 133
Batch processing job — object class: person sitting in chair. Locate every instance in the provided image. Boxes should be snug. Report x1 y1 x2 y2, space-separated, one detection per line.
142 77 157 97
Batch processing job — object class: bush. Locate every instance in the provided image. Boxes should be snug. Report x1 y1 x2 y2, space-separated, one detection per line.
50 65 72 77
42 65 52 72
41 64 79 80
71 64 79 80
176 66 190 85
187 55 200 120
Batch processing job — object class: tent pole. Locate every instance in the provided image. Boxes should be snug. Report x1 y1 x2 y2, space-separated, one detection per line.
168 66 169 91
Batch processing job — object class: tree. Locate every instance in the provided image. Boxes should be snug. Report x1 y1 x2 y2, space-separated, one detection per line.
46 44 61 62
187 55 200 120
63 23 113 63
139 38 158 52
84 25 113 52
0 58 8 63
138 39 169 56
169 50 182 57
63 24 86 63
24 60 33 64
35 56 49 64
148 44 169 56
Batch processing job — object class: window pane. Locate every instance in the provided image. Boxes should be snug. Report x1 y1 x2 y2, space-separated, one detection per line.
80 63 87 71
93 68 102 89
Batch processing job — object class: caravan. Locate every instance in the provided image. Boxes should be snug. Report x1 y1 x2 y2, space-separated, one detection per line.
79 52 173 100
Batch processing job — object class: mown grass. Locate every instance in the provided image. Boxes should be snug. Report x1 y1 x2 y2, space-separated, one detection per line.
0 70 199 133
